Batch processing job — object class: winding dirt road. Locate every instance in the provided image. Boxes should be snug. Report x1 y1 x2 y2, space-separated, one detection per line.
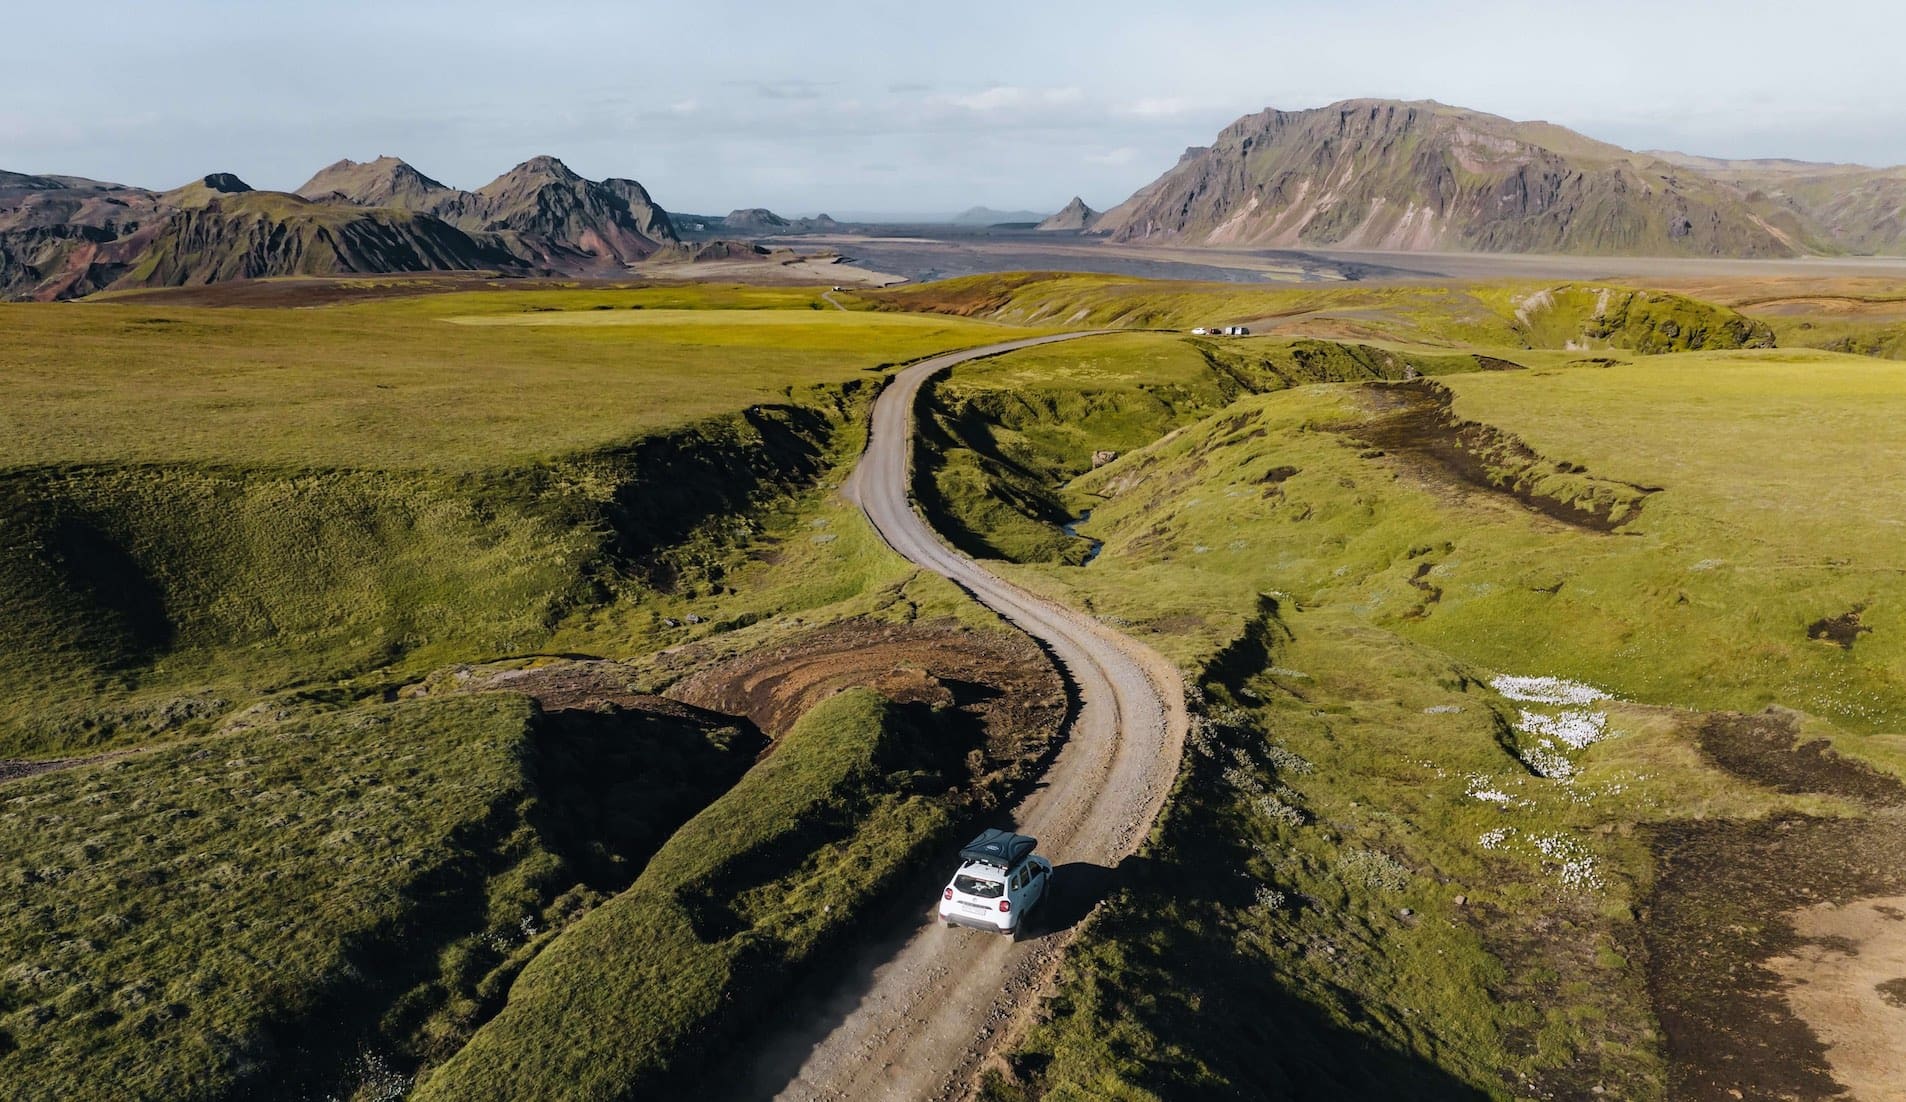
764 333 1189 1100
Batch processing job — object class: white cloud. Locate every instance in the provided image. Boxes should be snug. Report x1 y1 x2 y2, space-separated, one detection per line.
1122 97 1199 119
1085 147 1139 166
943 85 1086 112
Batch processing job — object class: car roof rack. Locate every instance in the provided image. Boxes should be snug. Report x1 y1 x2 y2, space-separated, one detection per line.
960 828 1036 868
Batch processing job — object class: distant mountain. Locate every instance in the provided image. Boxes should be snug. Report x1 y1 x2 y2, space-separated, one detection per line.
0 172 172 299
1 156 682 300
950 206 1048 226
299 154 677 268
1093 99 1814 257
723 207 791 232
161 172 255 209
672 209 844 236
128 191 520 286
1036 197 1099 232
298 155 456 209
1648 151 1906 256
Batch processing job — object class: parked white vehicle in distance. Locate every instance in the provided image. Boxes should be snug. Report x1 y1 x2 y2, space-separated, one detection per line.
939 829 1053 936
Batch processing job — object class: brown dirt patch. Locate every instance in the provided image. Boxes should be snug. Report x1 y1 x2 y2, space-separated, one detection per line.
1696 709 1906 806
0 750 136 785
464 659 741 721
1644 812 1906 1102
1808 605 1872 650
1767 894 1906 1099
665 618 1065 765
1342 380 1658 533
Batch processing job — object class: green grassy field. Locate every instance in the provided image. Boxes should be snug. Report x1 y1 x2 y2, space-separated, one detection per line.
916 332 1518 564
918 331 1906 1099
0 286 1045 759
954 346 1906 731
8 270 1905 1100
0 278 1054 1100
876 273 1774 356
0 288 1026 468
417 687 970 1100
0 692 760 1101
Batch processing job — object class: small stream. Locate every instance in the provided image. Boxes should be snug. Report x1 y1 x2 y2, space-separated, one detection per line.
1061 510 1104 565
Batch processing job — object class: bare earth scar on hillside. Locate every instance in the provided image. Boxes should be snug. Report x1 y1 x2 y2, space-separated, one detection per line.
1768 894 1906 1100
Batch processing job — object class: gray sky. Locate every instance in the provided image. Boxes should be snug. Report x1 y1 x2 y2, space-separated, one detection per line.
7 0 1905 215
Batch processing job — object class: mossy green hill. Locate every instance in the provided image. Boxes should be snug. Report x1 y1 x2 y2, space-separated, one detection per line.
5 271 1905 1100
880 272 1774 354
0 288 1040 758
914 328 1906 1099
0 692 761 1101
0 279 1057 1099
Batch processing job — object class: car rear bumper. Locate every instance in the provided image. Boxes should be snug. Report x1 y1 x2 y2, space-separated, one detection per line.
940 906 1010 933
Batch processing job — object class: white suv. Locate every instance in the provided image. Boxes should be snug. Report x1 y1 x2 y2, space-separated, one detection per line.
939 829 1053 936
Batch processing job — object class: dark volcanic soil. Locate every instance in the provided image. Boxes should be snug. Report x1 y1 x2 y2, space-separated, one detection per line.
1346 380 1656 533
1697 709 1905 805
1645 707 1906 1101
1645 813 1906 1102
1807 605 1872 649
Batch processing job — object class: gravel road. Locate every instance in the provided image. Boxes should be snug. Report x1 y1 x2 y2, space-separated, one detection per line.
761 332 1188 1100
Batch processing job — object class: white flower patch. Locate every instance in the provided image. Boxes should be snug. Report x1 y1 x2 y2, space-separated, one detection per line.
1518 744 1577 781
1516 708 1609 750
1465 774 1517 804
1493 673 1621 787
1479 828 1606 891
1489 675 1607 707
1529 832 1606 891
1423 704 1464 715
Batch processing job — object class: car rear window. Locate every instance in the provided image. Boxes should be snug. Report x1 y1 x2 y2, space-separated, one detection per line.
954 874 1003 898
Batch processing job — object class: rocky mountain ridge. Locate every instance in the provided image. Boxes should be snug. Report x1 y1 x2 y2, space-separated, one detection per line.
1 156 684 300
1646 151 1906 255
1090 99 1840 257
1036 196 1099 232
297 154 676 268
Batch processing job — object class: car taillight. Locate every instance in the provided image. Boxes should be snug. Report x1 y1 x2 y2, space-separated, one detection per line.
998 899 1011 913
944 887 953 901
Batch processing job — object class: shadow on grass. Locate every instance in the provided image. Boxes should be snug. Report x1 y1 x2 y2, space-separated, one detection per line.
1024 855 1150 939
1015 846 1492 1102
241 700 764 1100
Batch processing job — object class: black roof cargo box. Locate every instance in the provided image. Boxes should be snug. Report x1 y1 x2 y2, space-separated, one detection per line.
961 828 1036 867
